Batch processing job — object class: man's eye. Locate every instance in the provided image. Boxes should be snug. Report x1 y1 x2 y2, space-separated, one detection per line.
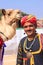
24 26 28 28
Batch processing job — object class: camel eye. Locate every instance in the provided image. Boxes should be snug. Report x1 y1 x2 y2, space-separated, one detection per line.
17 12 20 14
8 13 11 16
8 12 12 16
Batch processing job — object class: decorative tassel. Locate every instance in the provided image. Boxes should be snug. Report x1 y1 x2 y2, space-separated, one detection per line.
30 55 35 65
23 58 27 65
23 60 25 65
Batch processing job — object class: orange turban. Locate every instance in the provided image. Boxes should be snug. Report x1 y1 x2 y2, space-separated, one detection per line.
21 15 37 28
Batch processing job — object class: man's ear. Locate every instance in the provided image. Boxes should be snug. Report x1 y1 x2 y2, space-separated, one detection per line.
2 9 6 15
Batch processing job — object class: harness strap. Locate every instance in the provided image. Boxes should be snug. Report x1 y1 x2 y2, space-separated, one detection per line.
0 32 8 40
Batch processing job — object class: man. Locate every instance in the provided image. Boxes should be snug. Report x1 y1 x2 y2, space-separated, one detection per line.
16 14 43 65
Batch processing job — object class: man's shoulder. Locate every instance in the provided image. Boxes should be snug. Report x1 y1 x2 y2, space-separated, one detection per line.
20 36 27 43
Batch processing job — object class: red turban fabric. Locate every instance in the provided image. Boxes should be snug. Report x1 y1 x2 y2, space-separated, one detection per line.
21 15 37 28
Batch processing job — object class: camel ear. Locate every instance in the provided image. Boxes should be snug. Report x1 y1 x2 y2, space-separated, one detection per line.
2 9 6 15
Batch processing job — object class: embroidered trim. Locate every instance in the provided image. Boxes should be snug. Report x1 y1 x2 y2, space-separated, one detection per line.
23 34 42 54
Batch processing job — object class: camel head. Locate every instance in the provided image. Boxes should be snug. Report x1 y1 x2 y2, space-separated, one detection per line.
0 9 23 41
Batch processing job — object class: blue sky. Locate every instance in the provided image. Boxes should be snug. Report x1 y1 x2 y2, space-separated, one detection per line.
0 0 43 19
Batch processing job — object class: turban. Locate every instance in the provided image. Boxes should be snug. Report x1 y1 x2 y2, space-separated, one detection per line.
21 15 37 28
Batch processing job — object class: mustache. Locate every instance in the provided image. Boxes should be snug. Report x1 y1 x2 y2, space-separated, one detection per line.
26 30 32 32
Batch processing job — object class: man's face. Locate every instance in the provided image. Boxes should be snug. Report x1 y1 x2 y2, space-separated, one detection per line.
23 22 36 37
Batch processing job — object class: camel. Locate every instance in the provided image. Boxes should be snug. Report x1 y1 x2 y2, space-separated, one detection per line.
0 9 24 65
